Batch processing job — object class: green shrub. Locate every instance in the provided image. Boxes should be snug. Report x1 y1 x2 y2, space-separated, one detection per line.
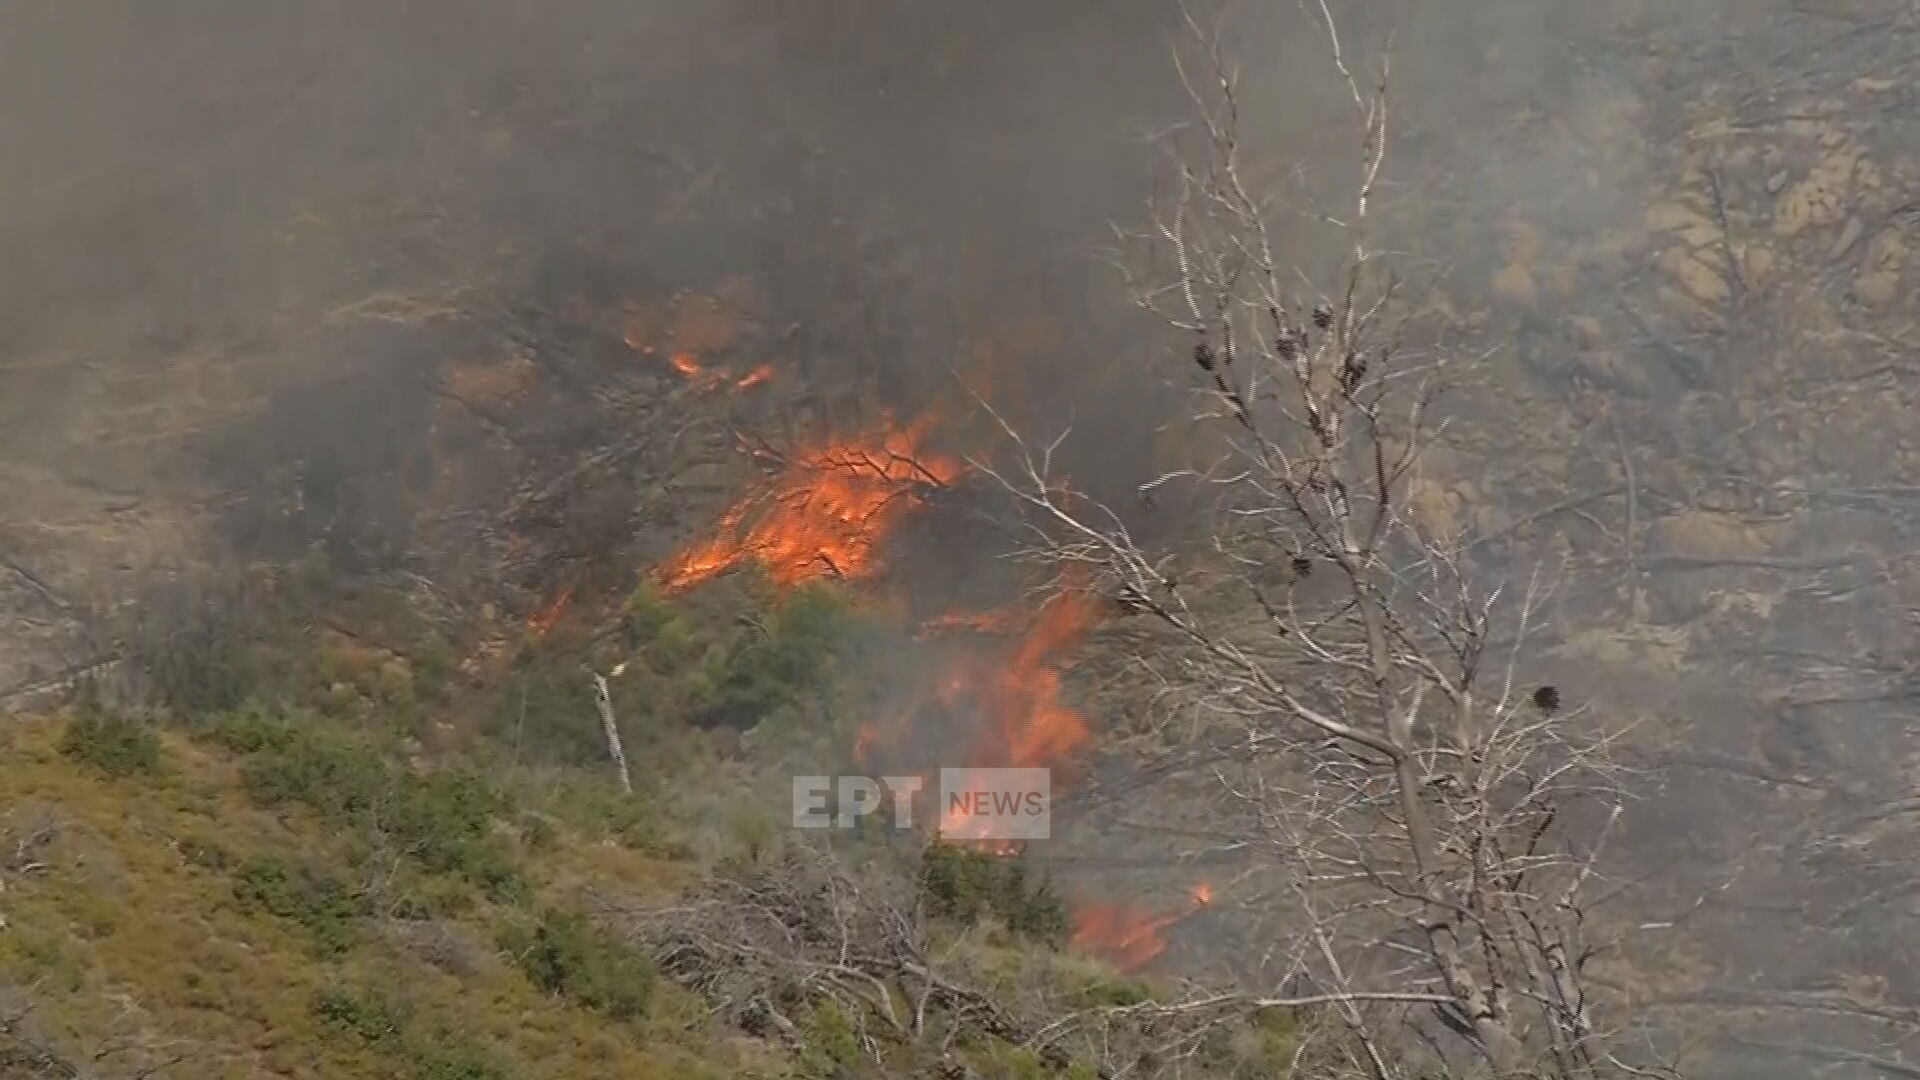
194 701 301 754
314 984 410 1044
223 715 523 898
625 582 700 665
387 768 522 897
516 812 558 853
59 704 162 778
4 926 87 992
487 660 602 765
1071 974 1153 1009
796 999 863 1078
404 1028 515 1080
238 725 389 818
231 854 369 954
501 908 655 1021
919 842 1068 943
315 984 515 1080
695 582 851 729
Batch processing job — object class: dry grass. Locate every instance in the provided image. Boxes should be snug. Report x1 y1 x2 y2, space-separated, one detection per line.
0 714 753 1080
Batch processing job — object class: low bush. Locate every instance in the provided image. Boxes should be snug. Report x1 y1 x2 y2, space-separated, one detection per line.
217 713 523 898
501 908 655 1022
59 703 162 778
231 854 370 954
314 983 516 1080
919 842 1068 944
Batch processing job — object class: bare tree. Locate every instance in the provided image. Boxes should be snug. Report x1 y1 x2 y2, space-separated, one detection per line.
976 7 1656 1078
591 671 634 793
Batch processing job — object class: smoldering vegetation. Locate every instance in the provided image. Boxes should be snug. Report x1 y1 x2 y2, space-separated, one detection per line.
0 0 1192 664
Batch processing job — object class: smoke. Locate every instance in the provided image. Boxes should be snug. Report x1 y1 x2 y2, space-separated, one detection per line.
6 2 1916 1073
0 0 1569 583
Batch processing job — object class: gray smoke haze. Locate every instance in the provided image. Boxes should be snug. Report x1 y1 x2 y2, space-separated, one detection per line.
4 2 1919 1077
0 1 1193 580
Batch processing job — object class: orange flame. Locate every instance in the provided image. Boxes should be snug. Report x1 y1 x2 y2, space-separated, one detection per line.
954 587 1099 772
917 602 1030 638
656 411 961 592
525 584 576 641
862 585 1100 784
648 343 773 395
1070 881 1215 972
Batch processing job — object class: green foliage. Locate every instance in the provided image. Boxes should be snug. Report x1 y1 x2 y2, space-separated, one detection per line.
961 1040 1103 1080
315 983 515 1080
472 749 682 857
409 633 460 701
232 854 370 954
58 702 162 778
192 700 299 753
1070 974 1153 1009
693 581 852 729
214 711 523 898
489 657 602 764
625 582 701 666
2 927 87 993
404 1028 516 1080
500 908 656 1022
919 843 1068 943
389 769 521 894
314 983 412 1044
516 811 559 853
236 723 390 817
796 1000 865 1078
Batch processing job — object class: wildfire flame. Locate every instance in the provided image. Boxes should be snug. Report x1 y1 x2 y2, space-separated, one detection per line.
659 350 773 394
1070 881 1216 973
947 586 1099 772
651 362 1209 968
525 583 576 640
667 351 704 379
623 301 773 394
860 583 1099 796
656 411 961 592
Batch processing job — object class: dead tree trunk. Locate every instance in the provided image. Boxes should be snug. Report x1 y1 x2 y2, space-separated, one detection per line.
591 672 633 794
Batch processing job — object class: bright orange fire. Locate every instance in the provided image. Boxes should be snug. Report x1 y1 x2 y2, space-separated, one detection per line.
655 411 962 592
660 350 774 394
525 584 576 640
650 361 1206 967
861 583 1099 781
950 586 1099 771
1070 881 1215 972
668 351 719 387
847 584 1103 861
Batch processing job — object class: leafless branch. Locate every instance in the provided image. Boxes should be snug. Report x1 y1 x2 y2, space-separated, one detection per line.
977 8 1648 1078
